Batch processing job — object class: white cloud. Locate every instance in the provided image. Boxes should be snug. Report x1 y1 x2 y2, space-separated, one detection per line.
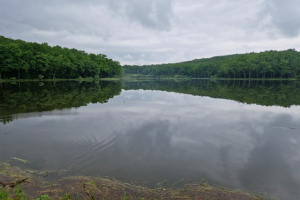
123 54 133 59
1 0 300 65
262 0 300 37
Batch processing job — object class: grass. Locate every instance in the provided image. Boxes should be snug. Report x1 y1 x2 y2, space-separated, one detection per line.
0 77 124 83
0 162 275 200
1 76 298 84
0 180 272 200
210 77 298 81
0 190 8 199
0 77 95 83
121 74 299 81
121 74 195 81
0 186 26 200
99 77 121 81
121 74 156 80
0 180 262 200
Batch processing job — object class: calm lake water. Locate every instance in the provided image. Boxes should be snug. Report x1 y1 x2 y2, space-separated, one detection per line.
1 80 300 199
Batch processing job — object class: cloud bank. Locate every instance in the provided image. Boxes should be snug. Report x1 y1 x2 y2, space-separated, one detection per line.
1 0 300 65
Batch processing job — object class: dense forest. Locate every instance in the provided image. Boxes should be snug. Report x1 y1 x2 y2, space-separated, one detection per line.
0 81 121 124
0 36 121 80
123 49 300 79
2 35 299 80
122 80 300 107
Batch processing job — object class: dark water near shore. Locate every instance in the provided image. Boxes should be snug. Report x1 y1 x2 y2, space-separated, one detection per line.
1 80 300 200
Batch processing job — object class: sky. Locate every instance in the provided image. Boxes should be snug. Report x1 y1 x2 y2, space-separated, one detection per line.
1 0 300 65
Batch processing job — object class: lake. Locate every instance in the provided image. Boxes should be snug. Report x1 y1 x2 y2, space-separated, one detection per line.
1 80 300 200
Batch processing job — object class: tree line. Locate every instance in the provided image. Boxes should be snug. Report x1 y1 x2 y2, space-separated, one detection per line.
123 49 300 79
0 36 121 80
122 79 300 107
0 81 121 124
2 79 299 124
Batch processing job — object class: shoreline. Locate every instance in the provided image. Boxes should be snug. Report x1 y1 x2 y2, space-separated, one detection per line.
0 162 274 200
0 77 298 83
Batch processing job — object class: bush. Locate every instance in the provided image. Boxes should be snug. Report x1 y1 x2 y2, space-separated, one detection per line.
0 190 8 199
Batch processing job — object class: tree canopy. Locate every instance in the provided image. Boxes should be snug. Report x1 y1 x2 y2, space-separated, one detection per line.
123 49 300 79
0 36 121 80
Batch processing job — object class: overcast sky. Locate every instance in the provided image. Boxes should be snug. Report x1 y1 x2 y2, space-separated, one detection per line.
1 0 300 65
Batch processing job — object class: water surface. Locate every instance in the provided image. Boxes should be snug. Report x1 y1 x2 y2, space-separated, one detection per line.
0 80 300 200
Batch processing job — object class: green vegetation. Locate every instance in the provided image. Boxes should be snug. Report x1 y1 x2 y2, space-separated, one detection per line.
123 49 300 79
122 74 156 79
123 79 300 107
1 79 299 125
0 163 270 200
0 190 8 199
0 36 121 81
0 81 121 124
0 186 27 200
2 35 299 82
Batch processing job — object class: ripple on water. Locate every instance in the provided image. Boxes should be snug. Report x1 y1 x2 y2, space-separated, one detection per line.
54 110 136 172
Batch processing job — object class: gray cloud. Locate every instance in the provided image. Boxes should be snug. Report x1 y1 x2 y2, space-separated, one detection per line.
107 0 173 30
1 0 300 65
263 0 300 37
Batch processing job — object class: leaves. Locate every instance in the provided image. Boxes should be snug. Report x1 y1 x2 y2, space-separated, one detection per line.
0 35 121 80
124 50 300 79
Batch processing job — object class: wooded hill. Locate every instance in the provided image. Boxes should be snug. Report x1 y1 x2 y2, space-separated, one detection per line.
123 49 300 79
0 36 121 80
1 35 299 80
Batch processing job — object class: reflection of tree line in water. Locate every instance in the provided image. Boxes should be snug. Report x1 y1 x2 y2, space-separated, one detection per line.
0 81 122 124
1 80 299 124
122 80 300 107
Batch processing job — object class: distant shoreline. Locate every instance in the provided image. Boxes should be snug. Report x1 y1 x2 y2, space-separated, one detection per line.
1 77 298 83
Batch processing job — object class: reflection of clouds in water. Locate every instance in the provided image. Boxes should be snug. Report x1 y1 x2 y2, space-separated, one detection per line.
107 90 300 197
218 145 232 179
62 120 175 184
1 89 300 199
239 114 300 199
124 120 172 159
